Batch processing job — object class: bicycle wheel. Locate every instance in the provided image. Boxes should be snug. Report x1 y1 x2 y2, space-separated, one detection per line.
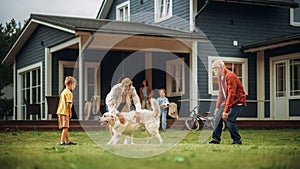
185 117 200 130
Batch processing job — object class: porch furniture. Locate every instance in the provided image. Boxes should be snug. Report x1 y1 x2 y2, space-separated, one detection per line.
46 96 60 119
26 103 41 120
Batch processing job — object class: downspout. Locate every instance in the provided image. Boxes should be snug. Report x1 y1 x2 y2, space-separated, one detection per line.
195 0 209 18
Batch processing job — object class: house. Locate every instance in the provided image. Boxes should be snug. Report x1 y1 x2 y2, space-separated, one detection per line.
1 13 207 120
3 0 300 121
96 0 300 120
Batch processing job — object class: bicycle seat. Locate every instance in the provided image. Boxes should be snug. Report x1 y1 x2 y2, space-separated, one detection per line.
205 112 211 115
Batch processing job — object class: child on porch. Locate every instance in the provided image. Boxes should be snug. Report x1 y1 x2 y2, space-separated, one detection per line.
56 76 77 145
157 89 169 132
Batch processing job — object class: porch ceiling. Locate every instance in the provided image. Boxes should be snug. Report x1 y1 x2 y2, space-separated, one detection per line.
86 33 205 53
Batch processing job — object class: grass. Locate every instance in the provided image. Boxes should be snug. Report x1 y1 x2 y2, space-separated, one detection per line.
0 129 300 169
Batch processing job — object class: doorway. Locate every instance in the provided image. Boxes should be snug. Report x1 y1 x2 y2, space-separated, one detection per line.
271 55 300 120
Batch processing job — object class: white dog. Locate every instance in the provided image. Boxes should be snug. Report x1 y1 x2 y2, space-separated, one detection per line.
100 98 163 145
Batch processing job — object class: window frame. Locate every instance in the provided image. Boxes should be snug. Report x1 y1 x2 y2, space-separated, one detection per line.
290 0 300 27
154 0 173 23
208 56 248 96
17 62 43 120
289 58 300 97
166 58 185 97
116 1 130 21
58 61 100 102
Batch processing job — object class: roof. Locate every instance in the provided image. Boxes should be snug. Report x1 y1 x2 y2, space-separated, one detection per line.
212 0 299 8
242 33 300 52
96 0 114 19
2 14 207 64
30 14 205 39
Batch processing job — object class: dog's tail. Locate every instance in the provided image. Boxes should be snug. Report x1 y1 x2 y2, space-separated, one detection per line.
150 98 161 118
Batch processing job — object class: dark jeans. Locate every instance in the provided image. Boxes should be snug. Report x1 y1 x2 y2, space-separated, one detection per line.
212 105 244 142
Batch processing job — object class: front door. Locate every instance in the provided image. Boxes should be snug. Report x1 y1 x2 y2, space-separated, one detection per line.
273 60 289 120
59 61 100 119
272 56 300 120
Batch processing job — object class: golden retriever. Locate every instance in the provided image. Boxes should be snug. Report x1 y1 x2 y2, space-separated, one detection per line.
100 98 163 145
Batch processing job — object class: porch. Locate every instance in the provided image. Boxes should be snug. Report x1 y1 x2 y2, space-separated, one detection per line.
1 119 300 131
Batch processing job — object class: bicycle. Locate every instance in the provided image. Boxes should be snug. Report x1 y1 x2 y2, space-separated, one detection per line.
185 107 225 130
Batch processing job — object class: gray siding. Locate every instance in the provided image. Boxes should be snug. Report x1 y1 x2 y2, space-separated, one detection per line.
196 2 300 57
52 49 79 95
107 0 190 31
16 25 74 118
196 2 300 117
107 0 125 20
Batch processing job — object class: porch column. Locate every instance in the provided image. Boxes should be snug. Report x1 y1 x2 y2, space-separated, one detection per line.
257 51 265 119
44 48 51 120
13 61 16 120
190 42 198 110
145 52 152 85
79 39 84 120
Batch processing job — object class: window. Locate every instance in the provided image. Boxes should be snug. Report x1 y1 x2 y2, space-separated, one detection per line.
116 1 130 21
276 62 286 97
20 68 41 119
154 0 172 23
290 0 300 26
290 58 300 96
166 58 185 96
208 56 248 95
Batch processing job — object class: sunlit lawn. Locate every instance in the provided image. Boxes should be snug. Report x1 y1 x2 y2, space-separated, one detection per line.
0 129 299 169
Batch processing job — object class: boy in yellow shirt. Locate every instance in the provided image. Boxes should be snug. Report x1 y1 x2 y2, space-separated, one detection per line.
56 76 77 145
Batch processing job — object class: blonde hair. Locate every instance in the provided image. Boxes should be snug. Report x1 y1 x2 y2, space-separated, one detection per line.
64 76 77 86
121 78 132 87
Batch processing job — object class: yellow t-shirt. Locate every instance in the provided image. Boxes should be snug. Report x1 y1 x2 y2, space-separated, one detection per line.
56 88 73 116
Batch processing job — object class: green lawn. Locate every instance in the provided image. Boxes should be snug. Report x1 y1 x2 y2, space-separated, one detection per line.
0 129 299 169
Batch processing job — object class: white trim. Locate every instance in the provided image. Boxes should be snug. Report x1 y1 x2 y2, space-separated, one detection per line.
44 48 51 119
50 37 80 53
59 61 77 92
208 56 248 96
166 58 185 97
58 60 100 119
2 18 76 64
116 1 130 21
13 61 16 120
31 19 75 34
45 48 51 96
2 21 38 64
84 63 100 101
270 52 300 120
154 0 173 23
190 42 198 111
79 39 83 120
190 0 197 32
257 51 265 119
17 62 43 120
290 8 300 27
